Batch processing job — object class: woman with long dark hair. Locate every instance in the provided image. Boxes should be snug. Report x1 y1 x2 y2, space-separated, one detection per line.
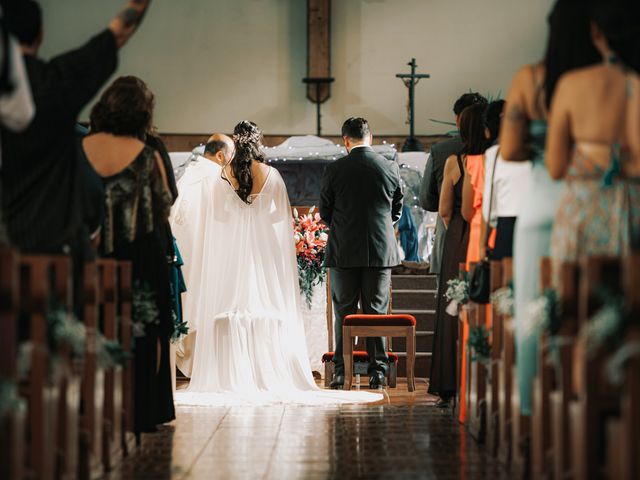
428 104 486 410
86 76 176 433
547 0 640 285
499 0 599 417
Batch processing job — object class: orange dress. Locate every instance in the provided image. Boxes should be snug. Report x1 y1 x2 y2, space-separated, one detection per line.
459 153 485 423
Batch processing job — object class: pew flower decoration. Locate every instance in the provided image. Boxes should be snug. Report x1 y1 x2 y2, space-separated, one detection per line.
468 325 492 367
445 277 469 316
491 284 514 317
97 333 130 369
293 207 329 308
133 280 161 338
524 288 561 339
47 300 86 357
0 380 24 419
580 292 626 358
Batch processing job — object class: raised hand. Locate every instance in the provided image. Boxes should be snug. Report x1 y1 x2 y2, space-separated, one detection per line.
109 0 152 48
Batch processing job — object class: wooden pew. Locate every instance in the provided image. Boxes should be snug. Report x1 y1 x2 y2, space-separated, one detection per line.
466 272 488 442
50 256 83 480
548 262 579 480
18 256 61 480
98 259 124 471
605 255 640 480
485 260 503 456
570 257 621 479
117 261 136 455
79 261 105 480
0 248 26 480
530 258 555 479
498 258 515 465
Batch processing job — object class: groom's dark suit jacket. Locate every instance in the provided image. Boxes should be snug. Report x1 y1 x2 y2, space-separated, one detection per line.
320 146 403 268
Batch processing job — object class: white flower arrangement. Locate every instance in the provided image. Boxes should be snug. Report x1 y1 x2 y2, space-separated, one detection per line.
606 341 640 386
491 286 514 317
445 278 469 316
523 289 560 340
580 300 624 357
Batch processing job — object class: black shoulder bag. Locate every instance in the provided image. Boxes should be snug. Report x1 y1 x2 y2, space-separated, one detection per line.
468 148 499 304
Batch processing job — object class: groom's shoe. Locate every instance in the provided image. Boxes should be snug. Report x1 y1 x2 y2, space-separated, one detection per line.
369 371 385 389
330 374 345 389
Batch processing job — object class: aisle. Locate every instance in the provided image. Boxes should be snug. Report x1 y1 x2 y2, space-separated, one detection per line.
106 381 508 479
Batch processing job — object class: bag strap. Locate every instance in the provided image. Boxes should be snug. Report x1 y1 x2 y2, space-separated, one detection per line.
482 147 500 251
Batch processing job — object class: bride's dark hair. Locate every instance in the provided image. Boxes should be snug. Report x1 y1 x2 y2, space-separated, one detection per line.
231 120 266 203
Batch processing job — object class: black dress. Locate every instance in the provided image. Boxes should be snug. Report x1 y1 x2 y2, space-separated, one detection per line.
99 145 176 433
428 156 470 399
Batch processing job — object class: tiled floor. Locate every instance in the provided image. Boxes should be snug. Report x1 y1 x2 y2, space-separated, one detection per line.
106 380 508 479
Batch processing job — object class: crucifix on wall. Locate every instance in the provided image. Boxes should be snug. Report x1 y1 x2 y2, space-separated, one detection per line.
304 0 334 137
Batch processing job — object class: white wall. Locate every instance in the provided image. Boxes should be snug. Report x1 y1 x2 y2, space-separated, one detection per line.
40 0 554 136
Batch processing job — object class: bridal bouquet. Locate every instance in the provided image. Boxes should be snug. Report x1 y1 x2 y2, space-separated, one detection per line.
293 207 329 308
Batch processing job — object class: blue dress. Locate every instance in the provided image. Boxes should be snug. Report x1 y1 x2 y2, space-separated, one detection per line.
512 120 565 415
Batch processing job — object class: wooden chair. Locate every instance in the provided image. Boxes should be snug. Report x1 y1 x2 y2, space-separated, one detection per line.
485 259 503 456
531 258 555 479
0 248 26 480
343 313 416 391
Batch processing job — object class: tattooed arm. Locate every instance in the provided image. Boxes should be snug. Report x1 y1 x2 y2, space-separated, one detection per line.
109 0 152 49
500 65 533 162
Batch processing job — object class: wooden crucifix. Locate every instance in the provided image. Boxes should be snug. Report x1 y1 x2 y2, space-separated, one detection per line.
396 58 430 152
304 0 334 137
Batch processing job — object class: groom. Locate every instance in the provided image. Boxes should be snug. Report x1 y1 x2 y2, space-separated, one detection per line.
320 117 403 389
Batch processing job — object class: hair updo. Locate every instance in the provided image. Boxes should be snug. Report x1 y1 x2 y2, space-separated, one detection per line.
232 120 266 203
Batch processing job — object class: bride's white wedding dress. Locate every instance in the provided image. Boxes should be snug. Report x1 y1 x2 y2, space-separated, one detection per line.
172 159 382 405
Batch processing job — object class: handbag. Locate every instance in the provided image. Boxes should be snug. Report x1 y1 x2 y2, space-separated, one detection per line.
468 148 499 304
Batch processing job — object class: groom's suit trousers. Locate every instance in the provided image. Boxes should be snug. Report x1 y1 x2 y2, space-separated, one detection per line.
331 267 391 375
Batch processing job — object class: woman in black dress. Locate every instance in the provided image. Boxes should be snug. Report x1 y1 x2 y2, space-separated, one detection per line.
85 76 175 433
428 105 487 407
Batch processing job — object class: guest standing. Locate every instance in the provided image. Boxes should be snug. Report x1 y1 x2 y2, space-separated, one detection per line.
499 0 599 416
428 105 487 408
86 77 175 433
1 0 152 257
547 0 640 276
0 16 34 245
481 101 530 259
419 93 487 280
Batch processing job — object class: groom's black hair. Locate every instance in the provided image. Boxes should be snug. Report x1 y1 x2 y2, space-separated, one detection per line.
341 117 370 141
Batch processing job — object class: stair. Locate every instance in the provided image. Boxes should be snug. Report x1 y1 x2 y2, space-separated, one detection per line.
391 274 437 379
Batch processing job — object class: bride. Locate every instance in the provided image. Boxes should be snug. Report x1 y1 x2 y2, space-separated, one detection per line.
173 121 381 405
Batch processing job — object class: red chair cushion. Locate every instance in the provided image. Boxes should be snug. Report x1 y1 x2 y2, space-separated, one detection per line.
322 351 399 363
343 314 416 327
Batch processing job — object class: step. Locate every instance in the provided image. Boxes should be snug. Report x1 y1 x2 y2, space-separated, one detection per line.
397 355 431 379
392 290 437 310
392 274 437 290
392 331 434 352
390 310 435 331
